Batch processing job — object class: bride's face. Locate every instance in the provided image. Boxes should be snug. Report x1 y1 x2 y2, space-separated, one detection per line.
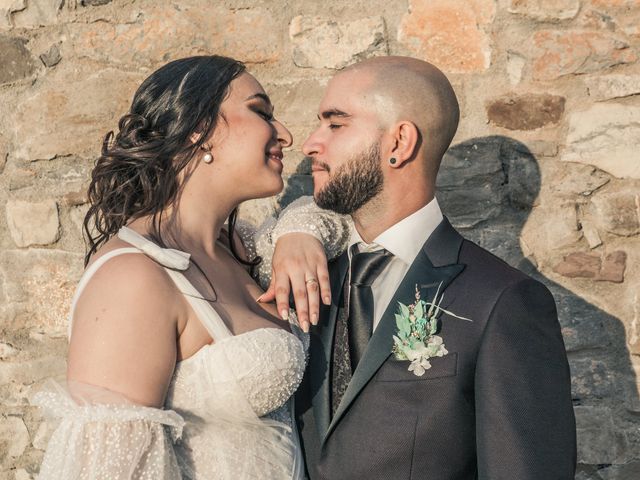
207 73 293 200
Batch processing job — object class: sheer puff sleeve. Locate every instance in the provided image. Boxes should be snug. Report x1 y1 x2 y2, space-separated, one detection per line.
236 196 352 289
32 381 184 480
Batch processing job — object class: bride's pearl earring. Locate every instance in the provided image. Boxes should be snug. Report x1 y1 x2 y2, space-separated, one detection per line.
203 152 213 164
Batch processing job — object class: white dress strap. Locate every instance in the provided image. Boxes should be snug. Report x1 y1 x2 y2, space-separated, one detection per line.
68 228 233 342
116 227 232 341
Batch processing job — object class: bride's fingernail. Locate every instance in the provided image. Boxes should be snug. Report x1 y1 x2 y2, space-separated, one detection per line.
280 309 289 320
311 313 318 325
256 294 265 302
323 296 331 305
302 321 309 333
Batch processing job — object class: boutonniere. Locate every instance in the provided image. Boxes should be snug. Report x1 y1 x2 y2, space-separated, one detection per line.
392 283 471 376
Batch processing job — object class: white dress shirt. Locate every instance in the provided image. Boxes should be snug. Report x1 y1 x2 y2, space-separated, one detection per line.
347 198 444 331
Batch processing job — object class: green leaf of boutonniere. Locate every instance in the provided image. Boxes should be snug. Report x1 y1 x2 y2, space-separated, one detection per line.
391 283 472 376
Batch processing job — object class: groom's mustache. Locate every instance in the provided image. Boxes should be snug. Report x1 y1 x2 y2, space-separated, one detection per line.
311 160 330 173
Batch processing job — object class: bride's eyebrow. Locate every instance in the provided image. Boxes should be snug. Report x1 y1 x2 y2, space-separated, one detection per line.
245 93 272 107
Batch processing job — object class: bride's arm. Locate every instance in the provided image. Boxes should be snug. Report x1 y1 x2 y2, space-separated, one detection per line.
33 383 184 480
235 196 351 330
34 253 185 479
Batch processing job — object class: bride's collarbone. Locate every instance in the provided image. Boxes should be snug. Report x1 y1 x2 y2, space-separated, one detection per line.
183 256 287 333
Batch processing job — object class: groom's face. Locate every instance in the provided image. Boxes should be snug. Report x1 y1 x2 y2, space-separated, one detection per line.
303 71 386 214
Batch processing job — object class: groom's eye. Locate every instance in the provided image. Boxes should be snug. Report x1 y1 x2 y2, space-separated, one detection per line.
328 123 342 130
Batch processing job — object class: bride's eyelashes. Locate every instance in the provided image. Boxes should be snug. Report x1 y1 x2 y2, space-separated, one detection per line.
249 103 274 121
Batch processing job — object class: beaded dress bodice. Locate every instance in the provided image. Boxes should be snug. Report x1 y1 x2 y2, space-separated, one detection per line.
118 227 309 479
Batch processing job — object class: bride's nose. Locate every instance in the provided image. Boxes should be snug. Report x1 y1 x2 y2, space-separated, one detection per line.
274 119 293 148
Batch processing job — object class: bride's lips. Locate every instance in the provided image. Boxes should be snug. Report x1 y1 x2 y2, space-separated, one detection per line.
267 148 284 172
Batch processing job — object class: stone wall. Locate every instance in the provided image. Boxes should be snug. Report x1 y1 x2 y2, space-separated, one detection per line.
0 0 638 478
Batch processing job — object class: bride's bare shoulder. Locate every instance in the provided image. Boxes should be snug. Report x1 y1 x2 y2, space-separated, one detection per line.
68 236 184 407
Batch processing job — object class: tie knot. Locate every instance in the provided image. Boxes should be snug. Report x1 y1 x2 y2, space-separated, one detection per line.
350 249 392 287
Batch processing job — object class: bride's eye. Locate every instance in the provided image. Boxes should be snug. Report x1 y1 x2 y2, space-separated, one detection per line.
252 107 273 121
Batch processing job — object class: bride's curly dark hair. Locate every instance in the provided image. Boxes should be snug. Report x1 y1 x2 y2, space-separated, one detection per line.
83 55 256 267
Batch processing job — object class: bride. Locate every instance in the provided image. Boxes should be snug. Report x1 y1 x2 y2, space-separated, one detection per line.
32 55 349 479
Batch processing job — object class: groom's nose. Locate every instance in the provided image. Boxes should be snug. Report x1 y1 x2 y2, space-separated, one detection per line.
302 129 322 157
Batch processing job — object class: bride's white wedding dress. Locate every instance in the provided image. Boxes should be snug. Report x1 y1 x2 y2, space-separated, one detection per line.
32 198 350 479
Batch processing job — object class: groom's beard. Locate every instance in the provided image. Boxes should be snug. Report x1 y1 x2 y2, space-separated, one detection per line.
314 142 384 215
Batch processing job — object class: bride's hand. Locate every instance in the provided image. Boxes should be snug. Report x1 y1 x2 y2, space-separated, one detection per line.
258 232 331 332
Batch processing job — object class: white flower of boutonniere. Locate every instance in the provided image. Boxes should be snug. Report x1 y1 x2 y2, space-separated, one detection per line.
392 283 471 376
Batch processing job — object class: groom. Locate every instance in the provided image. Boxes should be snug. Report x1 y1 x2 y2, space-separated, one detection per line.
294 57 576 479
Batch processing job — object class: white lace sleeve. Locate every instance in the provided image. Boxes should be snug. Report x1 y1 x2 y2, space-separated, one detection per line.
237 196 352 289
32 382 184 480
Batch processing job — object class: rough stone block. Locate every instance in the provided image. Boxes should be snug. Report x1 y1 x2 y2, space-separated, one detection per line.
506 51 525 85
521 203 582 253
586 74 640 101
553 250 627 282
547 163 610 197
571 358 615 399
398 0 494 73
554 291 609 352
0 1 25 29
508 0 580 20
532 31 636 80
589 191 640 236
12 67 143 161
69 5 280 68
39 44 61 68
289 16 387 69
628 356 640 405
581 221 603 249
13 468 33 480
81 0 113 5
598 251 627 282
562 104 640 179
6 199 60 247
0 416 29 459
437 137 506 227
0 35 36 86
0 343 19 359
575 406 630 464
0 355 66 386
486 94 565 131
9 0 63 28
61 189 88 207
554 252 601 279
0 249 83 334
598 460 640 480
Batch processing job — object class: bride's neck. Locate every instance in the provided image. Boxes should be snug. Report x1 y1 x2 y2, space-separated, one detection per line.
143 195 237 259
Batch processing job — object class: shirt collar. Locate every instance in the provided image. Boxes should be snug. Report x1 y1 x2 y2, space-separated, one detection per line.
348 197 444 265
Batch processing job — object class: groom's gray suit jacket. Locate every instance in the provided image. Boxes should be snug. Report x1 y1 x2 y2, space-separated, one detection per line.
296 217 576 480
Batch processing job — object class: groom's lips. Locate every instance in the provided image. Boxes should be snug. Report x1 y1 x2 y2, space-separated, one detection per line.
311 160 330 173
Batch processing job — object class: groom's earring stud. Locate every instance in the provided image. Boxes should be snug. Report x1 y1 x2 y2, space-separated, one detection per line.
389 157 397 165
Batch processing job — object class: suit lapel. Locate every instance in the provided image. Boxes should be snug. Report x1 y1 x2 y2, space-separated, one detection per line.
311 251 349 439
322 217 465 445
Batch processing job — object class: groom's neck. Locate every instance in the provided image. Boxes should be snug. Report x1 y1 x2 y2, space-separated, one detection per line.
352 188 435 243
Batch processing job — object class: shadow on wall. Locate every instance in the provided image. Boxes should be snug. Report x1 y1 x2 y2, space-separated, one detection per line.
439 136 639 480
282 135 639 479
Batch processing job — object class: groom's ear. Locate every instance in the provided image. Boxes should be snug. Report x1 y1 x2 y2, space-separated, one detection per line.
387 120 420 167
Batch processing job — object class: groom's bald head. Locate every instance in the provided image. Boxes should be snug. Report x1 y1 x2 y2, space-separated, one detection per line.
333 56 459 178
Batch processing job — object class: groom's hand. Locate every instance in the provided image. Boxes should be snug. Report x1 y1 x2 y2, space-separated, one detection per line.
259 232 331 332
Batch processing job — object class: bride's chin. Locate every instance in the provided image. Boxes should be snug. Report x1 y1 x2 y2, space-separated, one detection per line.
252 180 284 200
